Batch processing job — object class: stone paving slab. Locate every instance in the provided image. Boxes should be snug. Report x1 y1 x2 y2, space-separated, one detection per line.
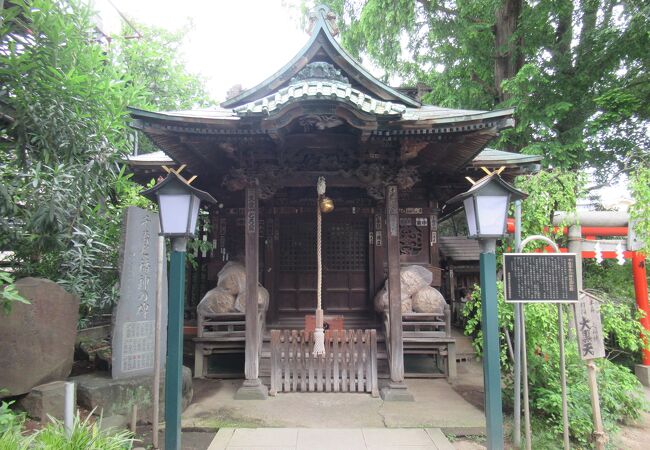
207 428 454 450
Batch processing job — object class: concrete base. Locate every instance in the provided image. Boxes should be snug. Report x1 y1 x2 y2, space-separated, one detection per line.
71 366 193 424
635 364 650 387
183 377 485 432
380 382 414 402
18 380 66 422
234 379 268 400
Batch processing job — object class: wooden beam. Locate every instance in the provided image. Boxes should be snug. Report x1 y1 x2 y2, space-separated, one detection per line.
244 185 260 381
385 184 404 383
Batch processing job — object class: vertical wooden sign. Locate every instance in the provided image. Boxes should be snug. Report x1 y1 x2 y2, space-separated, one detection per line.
575 292 606 360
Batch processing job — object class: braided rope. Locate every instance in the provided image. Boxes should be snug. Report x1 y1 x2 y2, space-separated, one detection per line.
316 176 326 311
317 194 322 311
313 177 326 356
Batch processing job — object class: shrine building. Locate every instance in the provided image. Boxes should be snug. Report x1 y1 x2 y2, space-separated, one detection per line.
127 6 540 399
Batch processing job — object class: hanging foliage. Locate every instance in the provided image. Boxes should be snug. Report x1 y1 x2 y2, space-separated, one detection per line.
0 0 210 324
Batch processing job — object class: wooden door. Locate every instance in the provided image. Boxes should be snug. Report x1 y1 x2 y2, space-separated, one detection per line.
275 213 371 317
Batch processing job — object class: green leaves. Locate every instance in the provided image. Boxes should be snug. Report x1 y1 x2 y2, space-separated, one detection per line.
0 0 207 325
0 272 30 316
463 282 645 445
512 169 586 240
629 166 650 253
321 0 650 187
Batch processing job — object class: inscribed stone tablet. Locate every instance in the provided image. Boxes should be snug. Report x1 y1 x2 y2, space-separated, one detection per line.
112 207 168 379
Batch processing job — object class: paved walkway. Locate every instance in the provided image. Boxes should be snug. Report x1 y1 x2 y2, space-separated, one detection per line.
207 428 454 450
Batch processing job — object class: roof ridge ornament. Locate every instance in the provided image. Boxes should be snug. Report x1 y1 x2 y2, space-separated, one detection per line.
290 61 350 85
307 4 339 37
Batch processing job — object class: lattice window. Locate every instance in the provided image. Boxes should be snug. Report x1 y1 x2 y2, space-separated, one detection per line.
324 220 368 271
279 220 316 272
279 218 368 272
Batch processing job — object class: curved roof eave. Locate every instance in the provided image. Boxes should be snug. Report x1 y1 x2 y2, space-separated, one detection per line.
128 106 239 127
400 108 515 126
220 8 420 109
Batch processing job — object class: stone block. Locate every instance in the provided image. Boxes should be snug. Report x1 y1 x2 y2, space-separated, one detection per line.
0 278 79 397
635 364 650 387
98 414 128 431
18 381 66 422
72 366 192 424
380 382 415 402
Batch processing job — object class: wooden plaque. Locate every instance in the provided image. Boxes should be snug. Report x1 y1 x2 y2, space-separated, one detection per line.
575 292 606 360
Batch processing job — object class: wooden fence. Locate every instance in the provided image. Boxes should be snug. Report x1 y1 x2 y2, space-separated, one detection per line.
269 329 378 396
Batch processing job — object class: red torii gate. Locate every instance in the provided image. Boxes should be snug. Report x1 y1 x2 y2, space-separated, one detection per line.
506 213 649 370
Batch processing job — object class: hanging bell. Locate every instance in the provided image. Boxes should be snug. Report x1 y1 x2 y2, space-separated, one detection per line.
319 196 334 213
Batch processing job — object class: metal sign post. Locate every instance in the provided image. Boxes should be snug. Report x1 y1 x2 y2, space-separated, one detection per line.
513 200 522 449
506 236 576 450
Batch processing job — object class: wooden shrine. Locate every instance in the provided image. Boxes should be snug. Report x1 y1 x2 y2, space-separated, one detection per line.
127 6 539 399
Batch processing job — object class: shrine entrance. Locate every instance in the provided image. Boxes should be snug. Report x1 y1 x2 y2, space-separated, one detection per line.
275 211 372 320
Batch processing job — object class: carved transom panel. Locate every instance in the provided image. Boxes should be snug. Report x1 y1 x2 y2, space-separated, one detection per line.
298 114 345 132
399 225 424 256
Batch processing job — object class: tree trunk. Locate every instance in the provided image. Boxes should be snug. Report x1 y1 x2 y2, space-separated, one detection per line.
494 0 523 103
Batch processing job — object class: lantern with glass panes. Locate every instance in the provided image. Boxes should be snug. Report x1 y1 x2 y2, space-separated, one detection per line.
141 172 217 238
446 172 527 450
140 170 216 450
447 173 527 239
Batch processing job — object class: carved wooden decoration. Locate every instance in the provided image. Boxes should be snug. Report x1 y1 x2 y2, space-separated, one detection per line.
400 141 428 161
399 225 423 256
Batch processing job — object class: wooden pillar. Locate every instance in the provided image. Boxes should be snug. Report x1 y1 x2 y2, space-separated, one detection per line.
235 185 268 399
381 184 413 401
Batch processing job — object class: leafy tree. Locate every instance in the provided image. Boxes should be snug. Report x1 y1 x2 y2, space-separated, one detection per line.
114 22 211 112
315 0 649 184
0 0 210 323
112 21 213 154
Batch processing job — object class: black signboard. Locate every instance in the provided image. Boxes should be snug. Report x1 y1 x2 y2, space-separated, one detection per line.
503 253 579 303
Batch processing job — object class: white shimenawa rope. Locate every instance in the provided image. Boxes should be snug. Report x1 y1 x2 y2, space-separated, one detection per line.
313 176 327 356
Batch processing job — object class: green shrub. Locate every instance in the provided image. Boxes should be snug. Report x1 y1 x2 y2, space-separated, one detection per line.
463 283 646 447
31 413 134 450
0 401 30 450
0 404 135 450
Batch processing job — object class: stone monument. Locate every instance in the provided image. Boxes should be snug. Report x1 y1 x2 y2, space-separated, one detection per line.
0 278 79 397
112 206 167 379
